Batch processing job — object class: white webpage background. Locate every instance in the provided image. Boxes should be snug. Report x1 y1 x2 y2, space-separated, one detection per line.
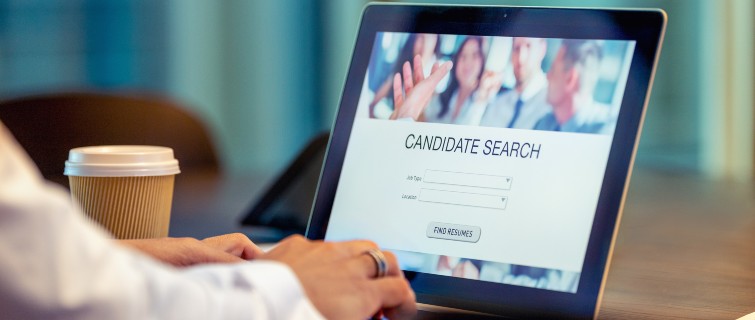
325 117 611 273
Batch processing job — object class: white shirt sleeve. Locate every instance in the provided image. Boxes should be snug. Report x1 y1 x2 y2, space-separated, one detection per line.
0 123 324 320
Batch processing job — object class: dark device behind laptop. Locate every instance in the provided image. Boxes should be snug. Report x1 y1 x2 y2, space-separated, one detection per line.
239 132 328 238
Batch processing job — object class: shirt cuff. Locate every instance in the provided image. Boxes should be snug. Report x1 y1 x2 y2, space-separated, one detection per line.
233 261 325 320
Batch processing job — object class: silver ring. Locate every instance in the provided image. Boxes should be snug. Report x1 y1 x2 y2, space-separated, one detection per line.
365 248 388 278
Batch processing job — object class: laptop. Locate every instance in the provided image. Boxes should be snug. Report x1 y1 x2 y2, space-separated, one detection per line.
305 4 666 319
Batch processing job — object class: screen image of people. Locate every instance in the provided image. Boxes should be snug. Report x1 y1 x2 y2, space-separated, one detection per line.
328 32 635 294
363 33 632 135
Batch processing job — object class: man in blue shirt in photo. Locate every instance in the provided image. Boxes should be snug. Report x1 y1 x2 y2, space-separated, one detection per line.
535 39 611 134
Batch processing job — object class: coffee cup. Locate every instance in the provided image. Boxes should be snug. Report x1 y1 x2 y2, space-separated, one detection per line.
64 146 180 239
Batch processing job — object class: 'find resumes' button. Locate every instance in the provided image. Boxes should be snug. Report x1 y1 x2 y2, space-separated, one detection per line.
426 222 481 243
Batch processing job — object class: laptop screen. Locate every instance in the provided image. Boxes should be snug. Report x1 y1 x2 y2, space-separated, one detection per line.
323 32 635 294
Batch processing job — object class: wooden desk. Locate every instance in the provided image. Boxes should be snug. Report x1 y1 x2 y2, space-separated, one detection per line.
600 170 754 319
169 169 755 319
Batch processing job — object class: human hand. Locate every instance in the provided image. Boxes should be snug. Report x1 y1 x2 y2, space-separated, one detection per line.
474 70 503 104
118 233 263 267
259 235 416 320
390 55 453 121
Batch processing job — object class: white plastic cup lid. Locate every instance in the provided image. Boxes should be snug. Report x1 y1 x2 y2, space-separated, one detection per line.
64 145 181 177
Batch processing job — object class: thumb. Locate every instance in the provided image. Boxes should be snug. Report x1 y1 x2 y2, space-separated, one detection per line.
424 61 453 87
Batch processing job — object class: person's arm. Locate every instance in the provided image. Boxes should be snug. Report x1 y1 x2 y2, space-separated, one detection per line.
0 129 317 319
0 124 414 320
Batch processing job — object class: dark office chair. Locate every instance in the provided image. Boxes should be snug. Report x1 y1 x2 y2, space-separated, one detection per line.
0 92 220 188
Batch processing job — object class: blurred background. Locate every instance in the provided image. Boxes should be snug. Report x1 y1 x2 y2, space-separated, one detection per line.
0 0 752 180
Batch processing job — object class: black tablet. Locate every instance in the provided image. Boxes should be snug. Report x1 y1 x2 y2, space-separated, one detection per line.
240 132 328 238
306 4 665 319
